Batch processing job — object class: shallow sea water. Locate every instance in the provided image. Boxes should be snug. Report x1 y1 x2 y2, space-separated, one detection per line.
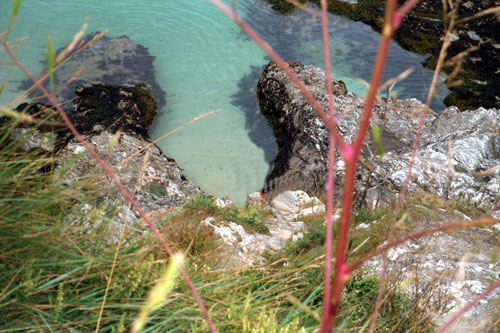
0 0 448 204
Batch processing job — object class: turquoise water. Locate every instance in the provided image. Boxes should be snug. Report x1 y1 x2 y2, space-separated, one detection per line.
0 1 448 205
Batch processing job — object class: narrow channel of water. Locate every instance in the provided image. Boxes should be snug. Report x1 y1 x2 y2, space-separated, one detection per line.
0 0 448 205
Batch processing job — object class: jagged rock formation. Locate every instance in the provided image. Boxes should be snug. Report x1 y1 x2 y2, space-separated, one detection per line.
257 60 500 212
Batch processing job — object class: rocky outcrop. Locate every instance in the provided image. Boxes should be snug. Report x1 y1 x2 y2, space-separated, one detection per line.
59 129 199 214
15 83 159 152
362 203 499 331
199 190 325 265
15 84 198 234
257 61 500 213
58 83 197 207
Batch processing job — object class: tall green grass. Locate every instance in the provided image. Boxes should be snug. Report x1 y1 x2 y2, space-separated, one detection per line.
0 116 439 331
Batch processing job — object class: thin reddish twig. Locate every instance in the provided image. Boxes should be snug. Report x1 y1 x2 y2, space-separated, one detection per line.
320 0 336 122
392 0 421 29
324 1 399 330
0 40 217 333
319 1 338 327
437 279 500 333
321 132 336 327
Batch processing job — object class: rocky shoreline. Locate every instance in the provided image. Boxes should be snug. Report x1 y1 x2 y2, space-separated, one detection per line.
255 60 499 331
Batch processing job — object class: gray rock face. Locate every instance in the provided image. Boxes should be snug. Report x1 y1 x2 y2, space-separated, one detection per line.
50 83 198 228
59 129 199 213
257 61 500 211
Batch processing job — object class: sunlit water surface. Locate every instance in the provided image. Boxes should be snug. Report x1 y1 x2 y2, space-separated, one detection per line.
0 0 448 204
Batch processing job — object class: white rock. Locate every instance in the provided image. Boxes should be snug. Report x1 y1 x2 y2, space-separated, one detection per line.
356 223 370 230
387 247 407 261
215 197 233 209
300 204 326 216
292 232 304 242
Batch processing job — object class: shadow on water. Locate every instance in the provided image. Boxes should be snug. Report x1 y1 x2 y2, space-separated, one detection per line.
230 63 277 174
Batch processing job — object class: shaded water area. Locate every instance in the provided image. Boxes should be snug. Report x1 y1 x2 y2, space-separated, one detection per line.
0 0 448 204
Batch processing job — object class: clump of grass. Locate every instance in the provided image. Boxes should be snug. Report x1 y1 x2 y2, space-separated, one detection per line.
182 193 272 234
160 208 220 257
339 271 436 332
221 204 272 234
184 193 218 214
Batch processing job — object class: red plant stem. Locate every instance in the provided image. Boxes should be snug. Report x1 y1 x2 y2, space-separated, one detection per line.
437 280 500 333
392 0 420 29
321 132 336 326
322 0 399 330
348 216 498 272
319 1 338 326
320 0 335 121
351 0 397 155
210 0 349 153
0 41 217 333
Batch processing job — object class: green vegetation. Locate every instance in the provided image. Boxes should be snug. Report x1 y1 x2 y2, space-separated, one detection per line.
0 117 444 331
184 194 272 234
3 2 494 331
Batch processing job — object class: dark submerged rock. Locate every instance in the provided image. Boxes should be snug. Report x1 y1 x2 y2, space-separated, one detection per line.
14 83 158 152
20 33 166 110
71 83 157 137
265 0 500 110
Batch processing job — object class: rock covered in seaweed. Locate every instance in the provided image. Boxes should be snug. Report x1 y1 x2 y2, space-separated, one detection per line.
71 83 157 137
257 60 500 212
